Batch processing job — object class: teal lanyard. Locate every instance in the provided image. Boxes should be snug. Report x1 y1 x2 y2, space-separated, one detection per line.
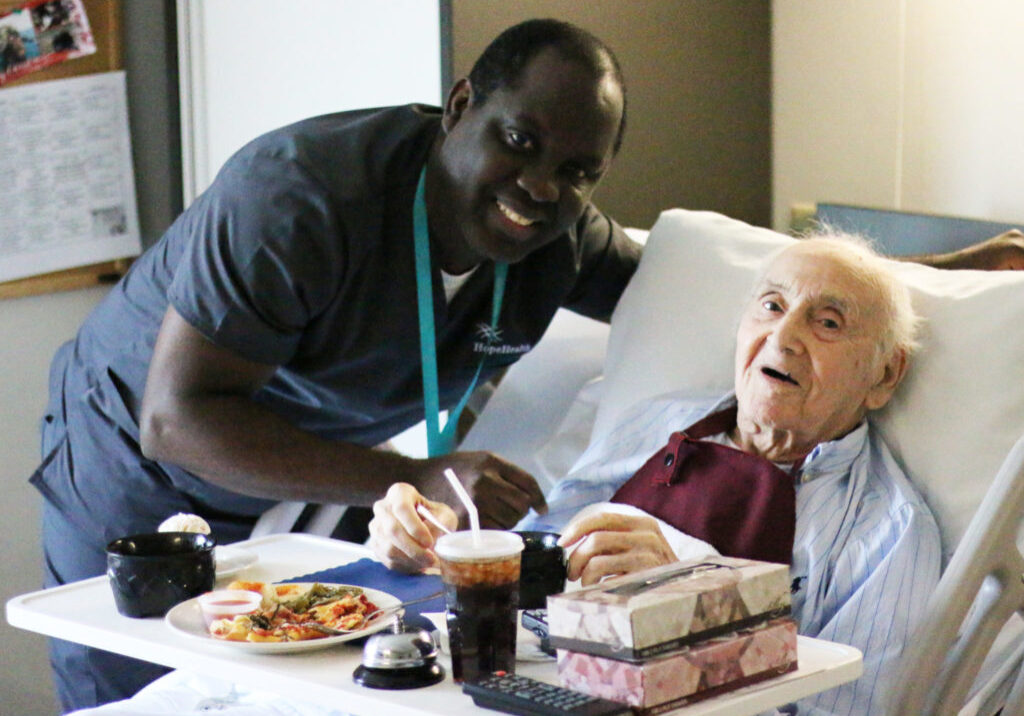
413 168 507 457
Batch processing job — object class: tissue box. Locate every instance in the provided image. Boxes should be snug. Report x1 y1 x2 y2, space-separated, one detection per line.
557 617 798 714
547 556 790 660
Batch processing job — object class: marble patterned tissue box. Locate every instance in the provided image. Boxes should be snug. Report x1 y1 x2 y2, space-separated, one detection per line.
547 556 790 660
557 617 799 714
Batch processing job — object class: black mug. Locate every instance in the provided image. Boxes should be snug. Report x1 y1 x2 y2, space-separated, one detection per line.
106 532 216 618
515 531 567 610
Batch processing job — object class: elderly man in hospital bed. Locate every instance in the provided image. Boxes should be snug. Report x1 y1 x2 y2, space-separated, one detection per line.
370 232 942 716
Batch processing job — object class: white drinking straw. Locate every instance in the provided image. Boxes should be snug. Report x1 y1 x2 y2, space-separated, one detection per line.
444 468 481 546
416 504 453 534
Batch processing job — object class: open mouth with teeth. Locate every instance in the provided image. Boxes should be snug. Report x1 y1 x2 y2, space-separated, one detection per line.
496 200 539 227
762 366 799 386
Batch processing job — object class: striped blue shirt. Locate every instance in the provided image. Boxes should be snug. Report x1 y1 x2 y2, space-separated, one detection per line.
518 392 942 715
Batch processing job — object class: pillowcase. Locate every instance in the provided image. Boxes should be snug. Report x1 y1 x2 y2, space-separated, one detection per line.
595 208 1024 561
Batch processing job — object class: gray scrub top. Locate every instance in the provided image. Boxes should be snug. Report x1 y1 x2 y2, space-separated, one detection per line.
32 104 640 544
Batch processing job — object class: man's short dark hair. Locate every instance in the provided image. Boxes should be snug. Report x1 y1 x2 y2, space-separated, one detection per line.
468 18 627 155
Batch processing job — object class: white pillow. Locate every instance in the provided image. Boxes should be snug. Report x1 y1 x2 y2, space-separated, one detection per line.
595 208 1024 561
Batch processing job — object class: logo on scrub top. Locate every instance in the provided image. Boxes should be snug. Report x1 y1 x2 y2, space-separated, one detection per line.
475 322 503 345
473 322 531 356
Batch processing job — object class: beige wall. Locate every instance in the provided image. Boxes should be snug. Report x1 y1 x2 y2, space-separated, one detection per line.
0 287 108 716
451 0 772 230
773 0 1024 230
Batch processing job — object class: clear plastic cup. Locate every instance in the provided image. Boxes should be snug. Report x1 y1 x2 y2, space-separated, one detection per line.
435 530 524 682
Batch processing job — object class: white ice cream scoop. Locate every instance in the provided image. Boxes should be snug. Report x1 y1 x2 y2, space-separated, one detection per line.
158 512 211 534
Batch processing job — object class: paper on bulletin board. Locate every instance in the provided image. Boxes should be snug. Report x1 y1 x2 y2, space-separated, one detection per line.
0 69 141 284
0 0 97 86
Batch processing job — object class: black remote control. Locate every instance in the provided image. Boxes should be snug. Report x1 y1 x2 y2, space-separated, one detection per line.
521 609 554 656
462 673 634 716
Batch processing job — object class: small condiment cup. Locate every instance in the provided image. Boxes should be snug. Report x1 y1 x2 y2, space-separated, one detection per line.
197 589 263 628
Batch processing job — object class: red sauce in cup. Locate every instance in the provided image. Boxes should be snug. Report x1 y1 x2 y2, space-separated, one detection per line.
198 590 262 628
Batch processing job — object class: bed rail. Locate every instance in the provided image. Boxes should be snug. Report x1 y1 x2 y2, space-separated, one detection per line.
890 433 1024 715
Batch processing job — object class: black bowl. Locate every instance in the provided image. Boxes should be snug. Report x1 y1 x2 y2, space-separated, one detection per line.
106 532 216 618
515 531 567 610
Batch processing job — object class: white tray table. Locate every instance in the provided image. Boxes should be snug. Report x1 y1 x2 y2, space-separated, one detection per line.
6 533 862 715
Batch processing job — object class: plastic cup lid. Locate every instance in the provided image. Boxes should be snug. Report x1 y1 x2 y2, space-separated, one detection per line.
435 530 524 561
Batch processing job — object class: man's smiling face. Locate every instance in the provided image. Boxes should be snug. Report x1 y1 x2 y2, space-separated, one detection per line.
430 46 623 271
733 243 897 451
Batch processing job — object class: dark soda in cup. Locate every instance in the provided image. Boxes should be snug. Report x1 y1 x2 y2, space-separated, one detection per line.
435 530 524 682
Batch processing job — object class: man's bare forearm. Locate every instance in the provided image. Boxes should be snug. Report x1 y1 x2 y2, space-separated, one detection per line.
139 306 545 526
899 230 1024 271
140 391 422 506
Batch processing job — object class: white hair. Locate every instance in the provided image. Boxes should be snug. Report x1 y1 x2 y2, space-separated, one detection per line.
757 230 922 359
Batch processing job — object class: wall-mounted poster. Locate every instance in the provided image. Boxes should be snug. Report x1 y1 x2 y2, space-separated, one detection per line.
0 70 141 283
0 0 95 86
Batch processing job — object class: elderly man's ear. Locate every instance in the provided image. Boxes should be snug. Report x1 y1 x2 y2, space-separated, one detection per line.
865 349 910 411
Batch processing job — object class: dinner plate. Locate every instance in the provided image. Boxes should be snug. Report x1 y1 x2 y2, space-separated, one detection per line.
164 583 401 654
214 546 258 577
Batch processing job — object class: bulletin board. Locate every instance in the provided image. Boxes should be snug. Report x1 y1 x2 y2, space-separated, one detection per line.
0 0 135 300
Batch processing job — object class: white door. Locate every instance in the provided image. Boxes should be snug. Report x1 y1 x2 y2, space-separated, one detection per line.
176 0 442 204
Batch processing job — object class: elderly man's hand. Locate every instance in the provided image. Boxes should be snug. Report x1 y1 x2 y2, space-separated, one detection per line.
929 229 1024 270
368 483 457 573
558 511 677 586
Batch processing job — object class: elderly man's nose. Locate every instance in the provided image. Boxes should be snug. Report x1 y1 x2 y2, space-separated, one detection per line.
517 166 559 203
772 315 806 352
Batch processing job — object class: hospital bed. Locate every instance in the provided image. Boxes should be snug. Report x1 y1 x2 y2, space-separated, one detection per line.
463 207 1024 715
76 207 1024 715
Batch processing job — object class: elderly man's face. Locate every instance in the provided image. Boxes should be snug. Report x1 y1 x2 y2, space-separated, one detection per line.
432 46 623 270
734 245 900 450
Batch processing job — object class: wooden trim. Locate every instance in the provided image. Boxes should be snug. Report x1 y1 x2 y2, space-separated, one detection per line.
0 257 132 299
439 0 453 100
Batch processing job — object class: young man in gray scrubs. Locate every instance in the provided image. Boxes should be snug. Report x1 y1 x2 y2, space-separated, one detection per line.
32 19 637 711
